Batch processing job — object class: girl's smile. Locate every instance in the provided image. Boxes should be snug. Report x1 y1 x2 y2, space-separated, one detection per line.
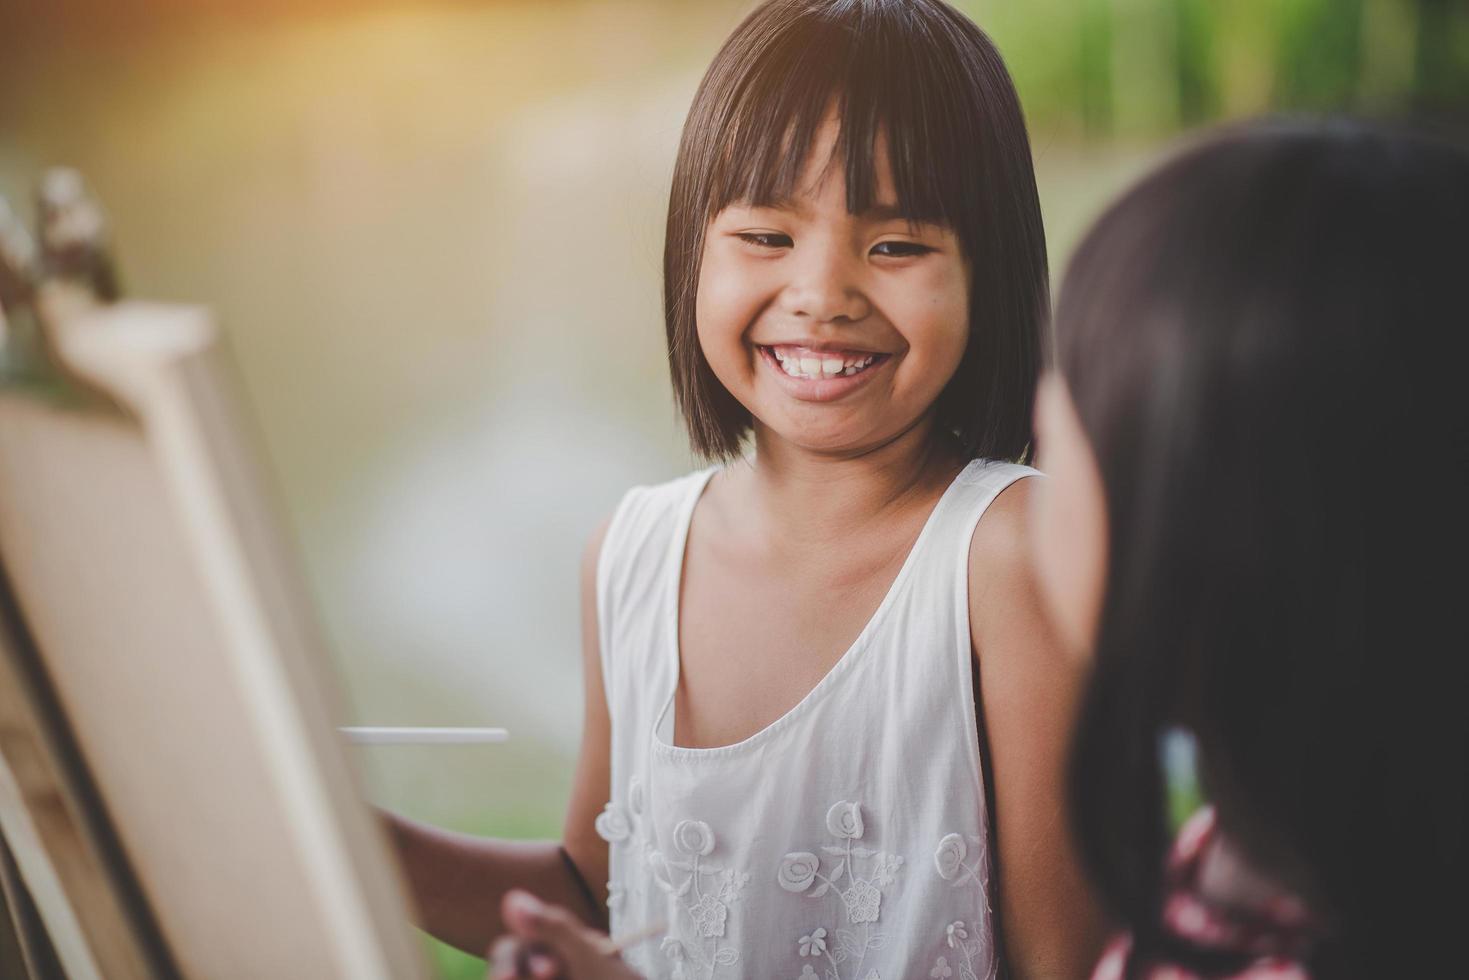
754 343 893 402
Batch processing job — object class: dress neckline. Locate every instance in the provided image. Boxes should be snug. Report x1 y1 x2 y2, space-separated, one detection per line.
650 458 986 760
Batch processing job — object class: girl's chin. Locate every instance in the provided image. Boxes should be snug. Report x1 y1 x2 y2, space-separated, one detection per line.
750 413 887 456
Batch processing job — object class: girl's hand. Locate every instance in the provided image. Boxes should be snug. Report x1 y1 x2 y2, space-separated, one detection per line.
485 890 645 980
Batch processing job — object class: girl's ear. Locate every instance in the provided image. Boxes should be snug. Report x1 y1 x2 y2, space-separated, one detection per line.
1029 372 1108 661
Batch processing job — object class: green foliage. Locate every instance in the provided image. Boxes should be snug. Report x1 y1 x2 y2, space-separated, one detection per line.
426 937 488 980
1163 729 1205 833
957 0 1465 139
1077 0 1114 136
1173 0 1218 124
1414 0 1469 113
1272 0 1364 110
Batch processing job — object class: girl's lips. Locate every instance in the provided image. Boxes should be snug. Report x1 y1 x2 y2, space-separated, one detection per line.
755 344 891 402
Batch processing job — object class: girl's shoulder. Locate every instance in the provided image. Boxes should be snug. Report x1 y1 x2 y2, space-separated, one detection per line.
603 466 718 544
962 461 1048 655
962 459 1043 562
966 463 1040 553
595 466 717 596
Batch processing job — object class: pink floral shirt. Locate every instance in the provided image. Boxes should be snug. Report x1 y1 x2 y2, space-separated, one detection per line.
1091 807 1318 980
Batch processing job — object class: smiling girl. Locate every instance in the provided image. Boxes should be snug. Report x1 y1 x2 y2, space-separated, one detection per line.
389 2 1105 977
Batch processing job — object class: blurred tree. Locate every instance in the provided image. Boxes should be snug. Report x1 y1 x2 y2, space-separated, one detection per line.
1273 0 1366 111
968 0 1463 137
1173 0 1218 124
1078 0 1114 136
1413 0 1469 115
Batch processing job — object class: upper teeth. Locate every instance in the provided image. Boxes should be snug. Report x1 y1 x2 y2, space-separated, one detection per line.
772 348 877 379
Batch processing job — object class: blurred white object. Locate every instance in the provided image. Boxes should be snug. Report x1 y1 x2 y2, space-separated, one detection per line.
341 726 508 745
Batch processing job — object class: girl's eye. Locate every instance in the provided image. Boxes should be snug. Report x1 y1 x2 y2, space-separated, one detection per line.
736 231 792 249
871 240 933 258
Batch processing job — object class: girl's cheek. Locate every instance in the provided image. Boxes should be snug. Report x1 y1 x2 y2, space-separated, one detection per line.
904 253 967 332
695 285 746 361
696 249 758 333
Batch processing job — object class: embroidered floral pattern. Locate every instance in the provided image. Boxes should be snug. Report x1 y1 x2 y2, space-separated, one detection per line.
595 802 632 842
717 867 751 904
662 936 689 980
933 834 965 880
930 919 989 980
779 852 822 893
933 832 989 895
779 800 903 980
688 893 728 938
652 818 745 978
605 788 990 978
827 801 864 839
873 852 903 888
598 784 658 920
674 819 716 856
599 783 663 977
929 832 994 977
846 879 881 923
598 780 746 979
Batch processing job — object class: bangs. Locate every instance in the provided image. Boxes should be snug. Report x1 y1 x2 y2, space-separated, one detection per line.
706 2 978 235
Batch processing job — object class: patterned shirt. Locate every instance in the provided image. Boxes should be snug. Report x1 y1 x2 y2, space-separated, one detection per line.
1091 807 1318 980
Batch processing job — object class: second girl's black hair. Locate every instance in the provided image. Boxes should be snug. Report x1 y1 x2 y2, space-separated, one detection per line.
1056 118 1469 978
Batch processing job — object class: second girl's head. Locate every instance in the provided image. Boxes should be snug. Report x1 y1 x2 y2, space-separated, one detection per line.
1032 119 1469 976
665 0 1046 462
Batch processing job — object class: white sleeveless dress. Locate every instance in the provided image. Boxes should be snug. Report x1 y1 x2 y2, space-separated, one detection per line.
594 458 1037 980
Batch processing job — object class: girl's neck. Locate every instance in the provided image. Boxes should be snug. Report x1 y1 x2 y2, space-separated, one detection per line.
734 415 966 541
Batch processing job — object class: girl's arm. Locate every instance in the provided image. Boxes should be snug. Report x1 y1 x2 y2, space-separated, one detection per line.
381 518 615 956
968 479 1109 979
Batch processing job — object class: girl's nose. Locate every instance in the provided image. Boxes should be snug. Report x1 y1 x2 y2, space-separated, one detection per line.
782 245 871 324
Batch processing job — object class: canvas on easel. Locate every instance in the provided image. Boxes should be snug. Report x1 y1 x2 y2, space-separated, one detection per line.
0 173 428 979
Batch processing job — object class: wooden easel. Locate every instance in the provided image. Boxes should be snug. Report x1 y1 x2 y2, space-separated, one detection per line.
0 172 428 979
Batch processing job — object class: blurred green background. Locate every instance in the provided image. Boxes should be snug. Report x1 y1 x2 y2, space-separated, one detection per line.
0 1 1463 975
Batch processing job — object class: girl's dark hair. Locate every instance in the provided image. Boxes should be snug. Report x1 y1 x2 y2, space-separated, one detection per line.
1059 118 1469 978
664 0 1047 461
